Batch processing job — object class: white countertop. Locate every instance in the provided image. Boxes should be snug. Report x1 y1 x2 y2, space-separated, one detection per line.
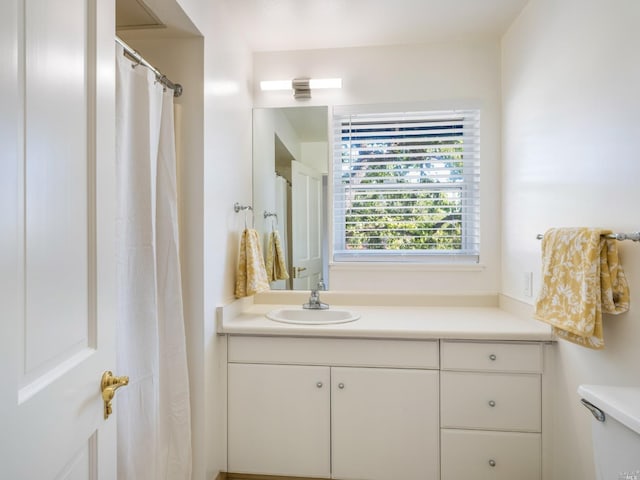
218 301 554 342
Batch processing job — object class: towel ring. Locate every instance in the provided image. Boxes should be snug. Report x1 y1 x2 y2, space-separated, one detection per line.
245 208 255 229
234 203 254 228
264 211 278 231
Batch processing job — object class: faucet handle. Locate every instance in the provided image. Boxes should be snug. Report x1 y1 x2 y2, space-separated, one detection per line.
317 280 326 291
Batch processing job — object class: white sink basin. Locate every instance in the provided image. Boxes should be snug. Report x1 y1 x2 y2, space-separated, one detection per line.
266 308 360 325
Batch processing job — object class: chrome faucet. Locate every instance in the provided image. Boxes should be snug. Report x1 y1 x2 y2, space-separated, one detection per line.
303 281 329 310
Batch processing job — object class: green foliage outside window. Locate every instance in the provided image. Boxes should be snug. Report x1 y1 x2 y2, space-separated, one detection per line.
339 126 466 253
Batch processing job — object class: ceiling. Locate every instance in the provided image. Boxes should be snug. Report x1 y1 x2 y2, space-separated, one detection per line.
115 0 200 37
222 0 530 52
116 0 164 30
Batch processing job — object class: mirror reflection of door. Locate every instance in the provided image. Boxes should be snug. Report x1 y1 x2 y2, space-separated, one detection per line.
291 160 323 290
274 135 293 290
256 106 329 291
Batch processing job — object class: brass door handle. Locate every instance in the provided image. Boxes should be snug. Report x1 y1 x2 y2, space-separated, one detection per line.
101 371 129 419
293 266 307 278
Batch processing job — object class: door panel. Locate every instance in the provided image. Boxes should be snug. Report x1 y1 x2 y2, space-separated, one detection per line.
23 0 93 389
54 433 97 480
291 160 322 290
0 0 117 477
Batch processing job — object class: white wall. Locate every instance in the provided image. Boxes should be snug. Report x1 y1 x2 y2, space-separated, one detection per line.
254 40 502 294
200 3 253 478
253 108 300 291
253 107 302 227
253 108 327 236
301 142 328 175
501 0 640 478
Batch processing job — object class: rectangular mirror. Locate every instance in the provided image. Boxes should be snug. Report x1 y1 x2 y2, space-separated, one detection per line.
252 106 330 291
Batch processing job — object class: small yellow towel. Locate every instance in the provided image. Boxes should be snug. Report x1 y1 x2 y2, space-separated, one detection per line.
235 228 270 298
534 227 630 349
265 230 289 282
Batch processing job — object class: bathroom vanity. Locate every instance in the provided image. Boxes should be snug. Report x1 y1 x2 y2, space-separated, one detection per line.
218 298 553 480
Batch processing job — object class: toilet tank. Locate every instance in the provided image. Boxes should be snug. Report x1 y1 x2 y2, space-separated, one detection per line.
578 385 640 480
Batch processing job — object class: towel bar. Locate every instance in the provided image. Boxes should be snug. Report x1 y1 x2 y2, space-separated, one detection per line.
536 232 640 242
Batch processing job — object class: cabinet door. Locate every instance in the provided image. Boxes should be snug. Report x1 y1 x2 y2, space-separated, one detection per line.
331 368 439 480
228 363 331 477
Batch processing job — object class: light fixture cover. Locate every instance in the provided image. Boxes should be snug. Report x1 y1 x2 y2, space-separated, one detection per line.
309 78 342 89
260 80 293 91
260 78 342 91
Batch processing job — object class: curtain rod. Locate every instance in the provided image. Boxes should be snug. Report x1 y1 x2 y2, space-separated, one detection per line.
115 36 183 98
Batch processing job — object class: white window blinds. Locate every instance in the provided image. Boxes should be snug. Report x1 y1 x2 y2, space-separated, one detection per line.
332 108 480 262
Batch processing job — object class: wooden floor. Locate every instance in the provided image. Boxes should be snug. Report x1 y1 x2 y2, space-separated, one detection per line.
218 473 331 480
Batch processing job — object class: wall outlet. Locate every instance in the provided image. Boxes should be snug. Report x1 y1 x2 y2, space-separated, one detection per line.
523 271 533 297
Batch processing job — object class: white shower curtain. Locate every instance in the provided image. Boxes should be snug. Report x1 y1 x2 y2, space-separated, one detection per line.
115 44 192 480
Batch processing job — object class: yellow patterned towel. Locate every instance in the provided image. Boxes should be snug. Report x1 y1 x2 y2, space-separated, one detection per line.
265 230 289 282
534 228 630 349
235 228 270 298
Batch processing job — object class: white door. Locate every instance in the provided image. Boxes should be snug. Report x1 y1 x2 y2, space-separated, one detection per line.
0 0 118 478
291 160 323 290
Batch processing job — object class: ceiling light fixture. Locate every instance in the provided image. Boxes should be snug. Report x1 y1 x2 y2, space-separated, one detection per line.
260 77 342 99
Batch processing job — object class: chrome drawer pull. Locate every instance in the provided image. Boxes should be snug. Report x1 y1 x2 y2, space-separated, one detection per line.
316 382 323 388
489 354 497 361
489 459 496 467
338 383 345 390
488 400 496 407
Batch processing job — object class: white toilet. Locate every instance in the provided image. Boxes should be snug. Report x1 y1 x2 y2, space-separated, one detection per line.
578 385 640 479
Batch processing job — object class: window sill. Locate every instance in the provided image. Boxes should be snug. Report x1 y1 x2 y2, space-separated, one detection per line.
329 262 487 273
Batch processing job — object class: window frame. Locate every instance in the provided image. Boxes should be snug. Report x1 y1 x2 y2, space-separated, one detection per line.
331 105 481 264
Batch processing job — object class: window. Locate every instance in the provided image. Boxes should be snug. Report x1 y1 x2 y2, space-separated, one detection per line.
332 107 480 263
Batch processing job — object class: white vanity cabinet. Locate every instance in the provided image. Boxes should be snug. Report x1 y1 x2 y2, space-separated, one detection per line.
227 336 440 480
227 363 331 477
331 367 439 480
440 341 543 480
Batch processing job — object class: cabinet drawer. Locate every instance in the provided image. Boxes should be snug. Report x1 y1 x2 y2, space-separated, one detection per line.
228 336 439 369
441 371 541 432
441 429 541 480
441 341 542 373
